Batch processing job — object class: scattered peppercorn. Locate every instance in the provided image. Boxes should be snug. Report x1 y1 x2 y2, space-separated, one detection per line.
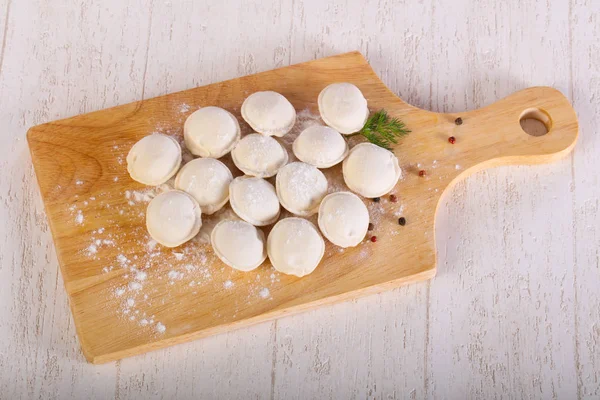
419 170 426 177
370 236 377 243
368 222 374 231
390 194 398 203
455 117 463 125
373 197 381 203
398 217 406 226
448 136 456 144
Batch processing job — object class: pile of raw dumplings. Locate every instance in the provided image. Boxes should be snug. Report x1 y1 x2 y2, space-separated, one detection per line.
126 83 402 278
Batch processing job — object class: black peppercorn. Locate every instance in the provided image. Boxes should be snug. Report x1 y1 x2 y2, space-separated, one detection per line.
398 217 406 226
368 222 374 231
455 117 463 125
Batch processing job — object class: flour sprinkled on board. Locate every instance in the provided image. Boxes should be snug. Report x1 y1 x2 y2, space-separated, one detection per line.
155 322 166 334
135 271 147 281
393 204 405 217
269 272 281 284
87 244 98 255
75 210 84 225
147 239 158 251
168 270 184 282
124 184 171 205
69 108 415 340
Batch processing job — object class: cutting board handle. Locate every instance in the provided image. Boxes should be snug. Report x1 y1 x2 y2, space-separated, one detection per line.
389 86 578 182
458 86 578 167
26 51 580 363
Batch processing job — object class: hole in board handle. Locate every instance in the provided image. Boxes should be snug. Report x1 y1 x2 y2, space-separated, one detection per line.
519 107 552 137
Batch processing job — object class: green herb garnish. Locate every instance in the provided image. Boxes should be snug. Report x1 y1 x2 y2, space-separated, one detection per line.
352 110 410 150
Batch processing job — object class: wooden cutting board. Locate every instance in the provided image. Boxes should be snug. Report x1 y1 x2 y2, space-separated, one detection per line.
27 51 578 364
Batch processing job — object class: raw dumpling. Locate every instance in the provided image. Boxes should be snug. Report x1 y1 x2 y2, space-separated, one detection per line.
267 217 325 277
184 106 241 158
293 125 348 168
275 162 328 217
318 192 369 248
174 158 233 215
318 83 369 134
211 220 267 271
231 133 288 178
229 176 280 226
146 190 202 248
343 143 401 198
241 91 296 137
127 133 182 185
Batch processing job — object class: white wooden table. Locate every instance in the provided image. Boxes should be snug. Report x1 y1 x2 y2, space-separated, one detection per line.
1 0 598 398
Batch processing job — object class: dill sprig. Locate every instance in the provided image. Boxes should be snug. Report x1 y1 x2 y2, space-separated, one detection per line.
354 110 410 150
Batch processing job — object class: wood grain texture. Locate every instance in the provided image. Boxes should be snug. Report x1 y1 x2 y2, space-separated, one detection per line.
1 0 599 398
0 0 149 398
27 50 577 363
426 1 580 399
572 1 600 398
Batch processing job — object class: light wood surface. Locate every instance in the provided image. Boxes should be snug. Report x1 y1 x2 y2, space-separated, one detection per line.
27 51 578 363
2 0 599 398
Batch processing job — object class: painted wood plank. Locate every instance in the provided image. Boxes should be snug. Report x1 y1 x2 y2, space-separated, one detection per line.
113 0 293 397
0 0 152 398
426 0 578 398
571 1 600 398
274 1 434 398
0 0 597 398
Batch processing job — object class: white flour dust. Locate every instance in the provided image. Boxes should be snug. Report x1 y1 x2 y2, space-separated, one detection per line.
75 210 83 225
68 104 415 337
